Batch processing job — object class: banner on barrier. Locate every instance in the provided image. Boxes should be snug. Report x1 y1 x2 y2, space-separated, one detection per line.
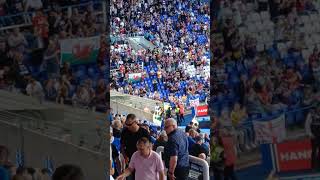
274 138 312 172
253 114 286 144
189 98 200 108
196 105 208 117
60 36 100 65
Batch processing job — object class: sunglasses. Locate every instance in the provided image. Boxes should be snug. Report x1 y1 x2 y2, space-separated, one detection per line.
125 121 135 126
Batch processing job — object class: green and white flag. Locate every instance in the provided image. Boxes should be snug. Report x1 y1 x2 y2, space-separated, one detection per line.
128 73 142 83
153 111 162 126
60 36 101 65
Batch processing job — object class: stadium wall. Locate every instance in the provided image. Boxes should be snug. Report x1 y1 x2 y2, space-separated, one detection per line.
110 100 153 121
0 120 107 180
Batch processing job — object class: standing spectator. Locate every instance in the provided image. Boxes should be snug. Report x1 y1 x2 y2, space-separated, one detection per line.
178 103 185 123
210 137 224 180
174 106 180 125
221 129 237 180
110 127 115 179
120 114 150 180
112 119 123 138
43 41 59 79
32 10 49 48
163 118 189 180
116 137 165 180
305 105 320 170
0 145 9 180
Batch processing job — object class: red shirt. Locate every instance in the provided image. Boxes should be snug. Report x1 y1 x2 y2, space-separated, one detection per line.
222 136 236 166
32 15 48 38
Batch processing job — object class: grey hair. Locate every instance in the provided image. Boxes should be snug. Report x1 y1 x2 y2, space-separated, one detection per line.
166 118 177 127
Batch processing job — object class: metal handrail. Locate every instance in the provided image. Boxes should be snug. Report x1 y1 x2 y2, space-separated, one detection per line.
156 146 210 180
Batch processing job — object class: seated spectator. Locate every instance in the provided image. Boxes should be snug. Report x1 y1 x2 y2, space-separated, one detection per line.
72 86 90 108
52 164 84 180
153 131 167 151
26 78 44 103
44 79 57 101
0 145 9 180
190 136 209 160
187 129 198 151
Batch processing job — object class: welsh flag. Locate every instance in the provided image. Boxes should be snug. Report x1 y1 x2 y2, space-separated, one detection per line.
60 36 100 65
128 73 142 83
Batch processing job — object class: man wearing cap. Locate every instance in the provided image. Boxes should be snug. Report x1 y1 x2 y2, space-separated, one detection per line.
163 118 189 180
120 114 150 180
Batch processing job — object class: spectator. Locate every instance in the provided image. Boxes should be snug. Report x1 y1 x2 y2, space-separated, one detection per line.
26 78 44 103
110 127 115 179
210 137 224 180
163 118 189 180
305 105 320 170
112 119 123 138
43 40 59 79
7 28 28 52
52 164 84 180
187 129 198 151
153 131 167 151
185 121 194 133
221 129 237 180
116 137 165 180
0 145 9 180
190 135 209 160
120 114 150 180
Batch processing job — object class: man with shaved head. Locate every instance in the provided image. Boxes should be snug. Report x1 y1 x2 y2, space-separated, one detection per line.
163 118 189 180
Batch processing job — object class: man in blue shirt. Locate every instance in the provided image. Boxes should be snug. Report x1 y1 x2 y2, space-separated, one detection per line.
0 145 10 180
163 118 189 180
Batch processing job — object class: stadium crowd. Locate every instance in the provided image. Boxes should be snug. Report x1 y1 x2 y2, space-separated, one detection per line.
0 0 108 112
0 145 86 180
109 112 211 180
110 0 210 108
211 0 320 156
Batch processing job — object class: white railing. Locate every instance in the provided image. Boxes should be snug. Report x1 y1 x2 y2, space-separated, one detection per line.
156 146 210 180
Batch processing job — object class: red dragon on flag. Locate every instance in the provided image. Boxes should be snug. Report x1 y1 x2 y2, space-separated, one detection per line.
72 43 93 59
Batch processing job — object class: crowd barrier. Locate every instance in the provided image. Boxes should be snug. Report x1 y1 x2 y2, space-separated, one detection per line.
156 146 210 180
